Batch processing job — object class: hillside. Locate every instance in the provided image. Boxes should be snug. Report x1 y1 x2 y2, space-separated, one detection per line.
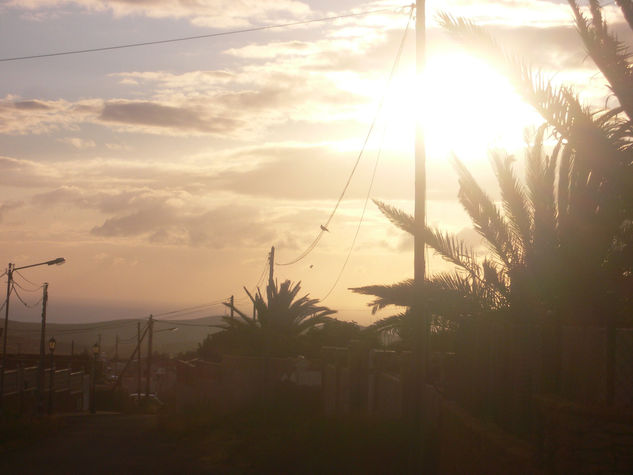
1 315 224 358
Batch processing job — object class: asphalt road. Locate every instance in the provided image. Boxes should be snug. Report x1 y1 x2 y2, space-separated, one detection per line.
1 413 207 474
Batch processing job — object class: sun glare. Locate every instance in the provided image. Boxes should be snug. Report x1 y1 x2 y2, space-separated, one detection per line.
384 51 541 164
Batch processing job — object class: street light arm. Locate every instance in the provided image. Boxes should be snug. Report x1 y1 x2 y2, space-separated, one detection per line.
14 257 66 271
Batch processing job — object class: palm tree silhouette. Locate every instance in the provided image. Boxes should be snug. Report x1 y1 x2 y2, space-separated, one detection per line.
354 0 633 330
219 279 336 356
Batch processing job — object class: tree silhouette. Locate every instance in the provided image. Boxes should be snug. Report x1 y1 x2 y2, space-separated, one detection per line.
354 0 633 328
217 279 336 356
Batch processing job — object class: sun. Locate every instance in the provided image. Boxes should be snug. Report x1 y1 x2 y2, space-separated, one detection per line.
383 50 541 164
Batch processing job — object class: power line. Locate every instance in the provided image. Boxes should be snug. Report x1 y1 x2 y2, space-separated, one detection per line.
9 320 140 334
153 300 227 318
0 5 411 63
12 278 43 293
276 4 415 267
14 270 40 288
11 284 43 308
253 256 269 290
320 6 413 302
154 319 218 327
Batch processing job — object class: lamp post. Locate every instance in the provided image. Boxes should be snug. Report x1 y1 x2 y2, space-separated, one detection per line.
90 342 99 414
0 257 65 412
47 337 56 415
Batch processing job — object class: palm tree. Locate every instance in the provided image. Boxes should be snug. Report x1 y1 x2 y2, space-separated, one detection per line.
218 279 336 356
354 1 633 330
437 0 633 324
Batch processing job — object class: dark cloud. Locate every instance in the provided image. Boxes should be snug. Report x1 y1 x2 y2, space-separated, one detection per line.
90 202 275 249
32 186 176 214
13 100 50 110
99 101 243 134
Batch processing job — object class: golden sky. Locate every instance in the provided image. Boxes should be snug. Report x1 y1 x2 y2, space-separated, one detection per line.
0 0 624 324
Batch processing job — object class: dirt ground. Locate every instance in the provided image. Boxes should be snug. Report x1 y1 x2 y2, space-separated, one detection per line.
0 413 207 474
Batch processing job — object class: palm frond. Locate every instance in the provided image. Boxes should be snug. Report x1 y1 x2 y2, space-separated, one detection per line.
350 279 415 314
490 150 532 260
373 199 415 235
615 0 633 30
453 157 517 268
570 0 633 122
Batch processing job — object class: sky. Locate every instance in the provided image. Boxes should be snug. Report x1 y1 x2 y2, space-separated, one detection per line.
0 0 626 324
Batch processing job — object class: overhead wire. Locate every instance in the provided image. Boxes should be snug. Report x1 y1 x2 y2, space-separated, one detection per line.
154 319 218 327
0 5 412 63
9 320 140 334
12 279 43 293
253 256 269 290
11 284 42 308
320 6 413 302
276 4 415 267
14 270 40 288
153 300 227 319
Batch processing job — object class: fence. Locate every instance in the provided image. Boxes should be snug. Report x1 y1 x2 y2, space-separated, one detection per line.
447 322 633 438
1 365 87 413
174 355 321 408
321 323 633 473
322 345 414 419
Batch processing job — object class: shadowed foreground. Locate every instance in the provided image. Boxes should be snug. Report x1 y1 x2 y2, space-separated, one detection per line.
1 406 423 474
0 413 205 475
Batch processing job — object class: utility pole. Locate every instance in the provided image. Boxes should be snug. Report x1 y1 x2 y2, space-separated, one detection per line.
230 295 234 319
37 282 48 415
137 321 141 402
0 263 14 409
253 302 256 321
145 315 153 397
268 246 275 286
414 2 429 467
415 0 426 284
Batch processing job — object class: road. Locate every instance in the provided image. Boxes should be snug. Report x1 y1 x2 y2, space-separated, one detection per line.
0 413 207 474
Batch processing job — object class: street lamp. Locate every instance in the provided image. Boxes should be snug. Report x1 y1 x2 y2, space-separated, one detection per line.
0 257 66 411
48 337 56 415
90 342 99 414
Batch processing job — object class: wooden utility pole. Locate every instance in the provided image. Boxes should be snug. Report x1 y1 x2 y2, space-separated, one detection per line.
268 246 275 286
415 0 426 284
137 321 141 402
145 315 153 397
414 2 430 463
414 0 429 386
37 282 48 414
230 295 234 319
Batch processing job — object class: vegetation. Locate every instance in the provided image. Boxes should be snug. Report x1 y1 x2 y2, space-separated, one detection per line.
354 0 633 335
200 279 337 358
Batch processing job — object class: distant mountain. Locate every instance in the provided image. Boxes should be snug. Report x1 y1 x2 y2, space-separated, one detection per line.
0 315 225 358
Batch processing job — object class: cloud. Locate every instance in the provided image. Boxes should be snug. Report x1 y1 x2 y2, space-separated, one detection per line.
0 155 61 186
7 0 312 28
0 96 98 135
0 201 24 223
99 100 243 134
90 202 275 248
58 137 96 149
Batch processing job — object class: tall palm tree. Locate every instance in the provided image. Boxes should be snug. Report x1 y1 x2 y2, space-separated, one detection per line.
437 0 633 324
355 0 633 328
219 279 336 356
